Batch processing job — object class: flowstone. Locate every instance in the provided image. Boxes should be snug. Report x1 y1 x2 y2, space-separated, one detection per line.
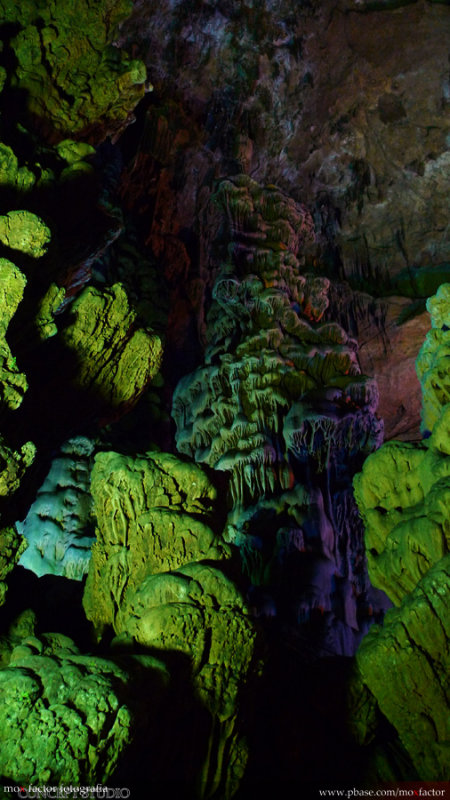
353 284 450 779
83 449 227 631
114 563 261 799
60 283 163 415
0 0 147 141
416 282 450 433
82 448 260 798
0 637 134 786
173 175 384 653
18 437 96 581
0 258 28 411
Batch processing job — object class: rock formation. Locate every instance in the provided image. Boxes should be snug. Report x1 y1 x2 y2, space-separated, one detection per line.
0 0 447 794
353 285 450 780
173 174 384 655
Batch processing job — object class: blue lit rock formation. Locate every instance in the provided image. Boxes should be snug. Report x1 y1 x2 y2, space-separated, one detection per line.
17 437 96 581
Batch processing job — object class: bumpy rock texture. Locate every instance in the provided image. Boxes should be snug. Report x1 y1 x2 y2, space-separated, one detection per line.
60 282 163 416
120 0 450 441
83 448 260 798
83 449 227 630
0 0 448 794
18 437 96 581
0 640 132 785
353 285 450 780
173 175 384 655
0 0 147 142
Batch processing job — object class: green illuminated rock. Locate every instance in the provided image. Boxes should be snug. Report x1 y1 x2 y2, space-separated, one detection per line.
173 176 382 508
353 289 450 605
0 143 35 191
34 282 66 341
353 285 450 780
83 449 227 630
0 641 133 785
0 210 50 258
0 258 28 410
1 0 147 141
0 527 26 607
356 555 450 780
114 562 260 798
82 446 260 797
416 282 450 433
0 440 36 499
60 283 163 413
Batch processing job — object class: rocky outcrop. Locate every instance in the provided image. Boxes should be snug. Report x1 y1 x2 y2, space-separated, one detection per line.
17 437 96 581
0 634 134 786
82 447 260 798
83 449 227 630
0 0 147 142
114 563 261 799
353 285 450 780
60 282 163 417
173 175 385 654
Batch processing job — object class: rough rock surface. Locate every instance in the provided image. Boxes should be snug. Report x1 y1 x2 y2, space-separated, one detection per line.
354 288 450 603
60 283 163 416
356 555 450 781
120 0 450 441
353 285 450 780
114 562 261 799
18 437 96 581
173 175 385 654
0 258 28 411
0 528 26 608
0 636 133 785
83 449 227 631
0 0 147 142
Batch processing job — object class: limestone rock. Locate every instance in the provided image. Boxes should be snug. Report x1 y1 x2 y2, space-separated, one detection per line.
18 437 96 581
0 211 50 258
416 283 450 433
173 176 384 652
0 642 133 785
0 528 26 608
356 554 450 781
60 283 163 415
0 0 147 142
353 286 450 779
83 449 227 630
114 562 261 798
174 176 382 506
0 258 28 411
0 439 36 500
354 287 450 605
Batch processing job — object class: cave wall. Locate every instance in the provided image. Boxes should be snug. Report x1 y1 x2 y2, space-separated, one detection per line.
0 0 448 795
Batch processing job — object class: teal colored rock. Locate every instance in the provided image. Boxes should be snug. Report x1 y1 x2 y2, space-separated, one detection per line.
0 210 50 258
18 437 96 581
